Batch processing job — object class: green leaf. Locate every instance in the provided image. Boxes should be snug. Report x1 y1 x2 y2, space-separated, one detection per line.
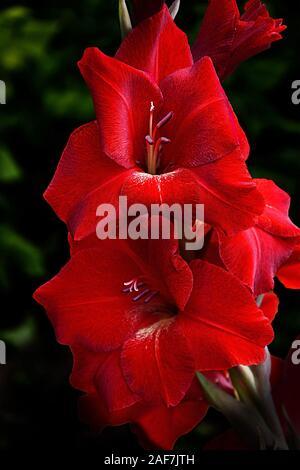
0 146 22 182
0 225 45 284
1 317 36 348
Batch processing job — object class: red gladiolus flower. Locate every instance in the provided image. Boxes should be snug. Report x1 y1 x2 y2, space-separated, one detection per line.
33 232 273 448
45 8 264 241
128 2 285 81
192 0 286 81
218 179 300 296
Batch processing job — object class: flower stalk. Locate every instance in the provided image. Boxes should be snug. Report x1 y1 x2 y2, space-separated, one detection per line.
197 351 289 450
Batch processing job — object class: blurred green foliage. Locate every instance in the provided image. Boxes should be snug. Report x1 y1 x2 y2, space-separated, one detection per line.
0 0 299 453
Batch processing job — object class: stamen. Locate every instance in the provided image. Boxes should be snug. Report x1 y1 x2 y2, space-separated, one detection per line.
122 278 159 304
156 111 174 129
133 289 150 302
145 135 154 145
144 291 159 303
145 102 173 175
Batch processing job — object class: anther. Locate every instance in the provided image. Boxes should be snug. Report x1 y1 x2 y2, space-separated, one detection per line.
145 135 154 145
133 289 150 301
144 291 159 303
156 111 174 129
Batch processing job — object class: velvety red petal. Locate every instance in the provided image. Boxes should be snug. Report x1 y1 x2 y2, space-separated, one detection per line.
78 47 162 168
116 6 193 84
219 179 300 294
79 393 138 432
199 228 224 268
68 168 135 240
79 380 208 450
191 151 264 235
70 344 103 393
33 246 151 351
260 292 279 322
256 179 300 238
219 226 295 295
132 235 193 312
44 121 128 227
192 0 286 81
160 57 249 167
70 167 200 241
133 395 208 450
70 230 193 313
192 0 239 79
277 244 300 289
93 350 140 411
121 318 195 406
179 260 274 370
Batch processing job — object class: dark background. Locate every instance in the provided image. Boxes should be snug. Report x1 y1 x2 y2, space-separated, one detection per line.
0 0 299 453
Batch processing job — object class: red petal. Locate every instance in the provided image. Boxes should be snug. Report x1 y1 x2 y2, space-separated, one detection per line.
78 47 162 168
160 57 249 167
116 6 192 84
133 396 208 449
70 344 103 393
277 244 300 289
71 345 139 411
79 393 138 432
70 230 193 313
260 292 279 322
256 179 300 238
192 151 264 234
79 377 207 450
220 227 295 295
135 236 193 312
68 168 134 241
43 121 133 236
192 0 286 80
192 0 239 79
121 318 195 406
179 260 274 370
219 179 300 295
94 350 140 411
33 246 150 351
